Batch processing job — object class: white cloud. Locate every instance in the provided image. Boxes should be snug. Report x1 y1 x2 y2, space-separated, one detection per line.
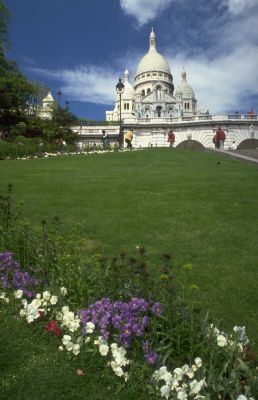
223 0 257 15
170 43 258 112
29 1 258 114
30 65 120 104
120 0 174 26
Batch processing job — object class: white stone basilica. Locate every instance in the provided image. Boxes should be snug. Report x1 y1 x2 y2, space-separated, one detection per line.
106 29 197 122
40 29 257 150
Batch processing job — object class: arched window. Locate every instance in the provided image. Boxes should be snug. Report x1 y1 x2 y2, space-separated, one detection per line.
145 108 150 118
147 88 151 94
156 106 162 117
127 103 129 110
142 89 145 97
124 103 127 110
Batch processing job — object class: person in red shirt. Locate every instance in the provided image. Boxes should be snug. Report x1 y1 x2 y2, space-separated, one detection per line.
167 130 175 147
215 127 226 150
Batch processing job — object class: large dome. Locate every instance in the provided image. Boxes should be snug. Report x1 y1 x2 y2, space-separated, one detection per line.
136 29 171 76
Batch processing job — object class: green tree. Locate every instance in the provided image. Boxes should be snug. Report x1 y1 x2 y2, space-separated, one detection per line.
0 1 35 135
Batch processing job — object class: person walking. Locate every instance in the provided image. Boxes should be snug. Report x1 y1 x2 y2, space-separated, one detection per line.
167 129 175 147
124 129 133 149
215 126 226 150
101 130 108 148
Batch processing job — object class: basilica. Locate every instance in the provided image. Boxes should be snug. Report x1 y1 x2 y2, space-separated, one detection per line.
39 29 257 149
106 29 197 122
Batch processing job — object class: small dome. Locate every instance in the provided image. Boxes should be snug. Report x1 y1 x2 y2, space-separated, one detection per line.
117 69 135 101
136 29 171 76
176 70 195 98
43 91 54 103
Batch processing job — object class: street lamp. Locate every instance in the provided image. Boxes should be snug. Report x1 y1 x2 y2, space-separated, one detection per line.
57 90 62 106
116 78 124 148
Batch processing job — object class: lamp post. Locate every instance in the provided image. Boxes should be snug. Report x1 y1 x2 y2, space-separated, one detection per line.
57 90 62 106
116 78 124 148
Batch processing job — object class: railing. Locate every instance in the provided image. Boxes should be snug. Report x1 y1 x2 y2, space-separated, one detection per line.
122 114 258 124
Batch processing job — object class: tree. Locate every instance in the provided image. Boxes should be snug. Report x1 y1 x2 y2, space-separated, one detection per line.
0 1 36 134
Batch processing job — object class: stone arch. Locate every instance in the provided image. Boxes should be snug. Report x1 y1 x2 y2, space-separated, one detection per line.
176 140 204 149
237 139 258 149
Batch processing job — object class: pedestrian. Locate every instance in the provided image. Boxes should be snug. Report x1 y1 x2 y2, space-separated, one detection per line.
212 134 219 149
215 126 226 150
101 130 107 148
167 129 175 147
124 129 133 149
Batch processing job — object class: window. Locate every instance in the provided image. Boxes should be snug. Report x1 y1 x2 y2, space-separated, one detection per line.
145 108 150 118
142 89 145 97
127 103 129 110
153 73 157 76
147 88 151 94
156 106 162 117
124 103 127 110
156 86 161 99
159 73 162 76
147 73 151 77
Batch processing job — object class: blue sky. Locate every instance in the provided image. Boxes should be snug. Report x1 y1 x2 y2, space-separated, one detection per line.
4 0 258 120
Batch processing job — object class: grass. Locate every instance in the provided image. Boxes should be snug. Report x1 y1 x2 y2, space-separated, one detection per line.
1 148 258 399
1 149 258 334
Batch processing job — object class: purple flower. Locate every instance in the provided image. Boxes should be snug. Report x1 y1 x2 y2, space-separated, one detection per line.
151 302 163 316
144 350 158 365
121 323 132 338
132 323 144 337
112 314 122 328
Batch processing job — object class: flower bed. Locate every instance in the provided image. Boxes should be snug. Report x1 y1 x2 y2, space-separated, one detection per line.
1 251 257 399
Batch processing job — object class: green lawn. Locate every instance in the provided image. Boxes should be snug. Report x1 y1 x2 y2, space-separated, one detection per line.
1 148 258 343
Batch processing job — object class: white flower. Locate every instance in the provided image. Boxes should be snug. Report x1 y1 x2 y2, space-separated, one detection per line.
20 309 27 317
42 291 51 300
153 366 172 385
110 362 124 377
160 384 171 399
236 396 248 400
50 295 58 305
86 321 95 333
14 290 23 298
85 337 91 344
217 334 227 347
62 306 69 313
99 343 109 356
73 344 80 355
60 287 67 295
177 389 187 400
36 293 41 299
58 346 64 351
189 379 206 395
185 367 195 378
173 368 183 381
66 341 74 352
62 335 72 346
194 357 202 368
